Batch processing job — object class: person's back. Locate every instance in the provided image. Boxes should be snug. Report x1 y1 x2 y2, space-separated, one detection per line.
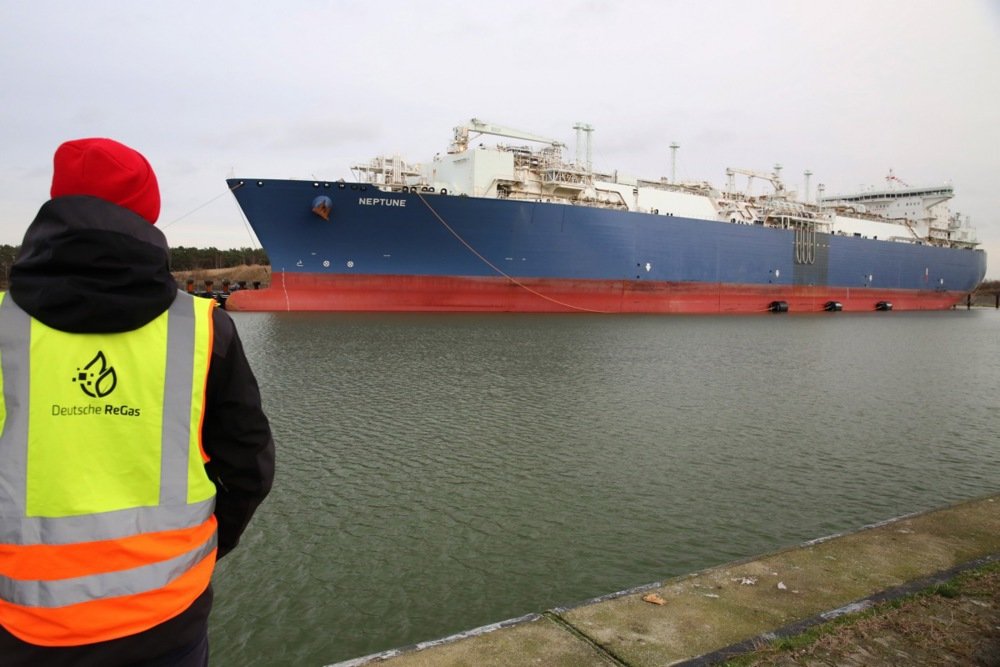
0 138 275 666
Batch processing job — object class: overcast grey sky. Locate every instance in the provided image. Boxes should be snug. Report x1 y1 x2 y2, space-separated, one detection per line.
2 0 998 277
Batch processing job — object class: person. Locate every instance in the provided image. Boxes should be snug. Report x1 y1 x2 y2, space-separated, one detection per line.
0 138 275 666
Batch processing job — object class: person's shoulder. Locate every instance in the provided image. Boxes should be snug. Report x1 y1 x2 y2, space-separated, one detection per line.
211 305 237 352
175 292 237 350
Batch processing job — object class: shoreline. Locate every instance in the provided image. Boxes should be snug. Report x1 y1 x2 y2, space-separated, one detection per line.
327 493 1000 667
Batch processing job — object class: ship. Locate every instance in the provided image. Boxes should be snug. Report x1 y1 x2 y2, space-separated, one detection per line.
225 119 986 313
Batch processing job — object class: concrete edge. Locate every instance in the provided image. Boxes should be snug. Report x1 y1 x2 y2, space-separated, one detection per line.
326 492 1000 666
548 501 943 616
327 613 542 667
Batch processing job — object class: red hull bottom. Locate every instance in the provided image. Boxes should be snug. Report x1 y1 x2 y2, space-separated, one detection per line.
225 273 968 314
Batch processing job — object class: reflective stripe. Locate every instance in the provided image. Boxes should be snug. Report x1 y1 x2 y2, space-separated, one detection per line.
0 294 214 546
0 294 31 522
159 296 194 507
0 498 216 545
0 531 216 608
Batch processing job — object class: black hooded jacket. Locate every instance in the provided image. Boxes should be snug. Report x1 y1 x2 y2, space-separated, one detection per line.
0 196 275 666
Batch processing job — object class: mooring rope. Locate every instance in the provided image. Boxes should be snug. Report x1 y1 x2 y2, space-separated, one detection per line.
415 191 612 314
167 182 616 313
160 181 261 251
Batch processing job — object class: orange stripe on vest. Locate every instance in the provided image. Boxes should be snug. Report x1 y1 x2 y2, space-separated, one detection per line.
0 517 217 580
0 546 216 646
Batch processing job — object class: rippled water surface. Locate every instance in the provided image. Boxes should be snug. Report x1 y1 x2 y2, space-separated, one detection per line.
209 309 1000 665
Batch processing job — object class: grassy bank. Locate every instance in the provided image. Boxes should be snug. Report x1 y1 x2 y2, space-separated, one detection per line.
722 560 1000 666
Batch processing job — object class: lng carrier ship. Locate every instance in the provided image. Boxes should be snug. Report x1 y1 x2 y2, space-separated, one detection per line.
225 119 986 313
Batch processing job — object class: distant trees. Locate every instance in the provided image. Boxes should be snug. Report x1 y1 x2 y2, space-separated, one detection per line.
0 245 18 284
0 244 270 289
168 246 269 271
977 280 1000 293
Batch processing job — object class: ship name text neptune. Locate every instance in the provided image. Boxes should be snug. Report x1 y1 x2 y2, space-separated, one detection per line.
358 197 407 207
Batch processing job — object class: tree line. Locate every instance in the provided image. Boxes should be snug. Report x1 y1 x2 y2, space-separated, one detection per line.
168 246 269 271
0 245 270 289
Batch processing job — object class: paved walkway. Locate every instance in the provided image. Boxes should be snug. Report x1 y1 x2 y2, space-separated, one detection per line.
330 494 1000 666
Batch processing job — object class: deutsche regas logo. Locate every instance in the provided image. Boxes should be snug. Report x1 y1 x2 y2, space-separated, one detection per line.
73 351 118 398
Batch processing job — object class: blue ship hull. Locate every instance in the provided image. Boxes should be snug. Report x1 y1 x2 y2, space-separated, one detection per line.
226 179 986 313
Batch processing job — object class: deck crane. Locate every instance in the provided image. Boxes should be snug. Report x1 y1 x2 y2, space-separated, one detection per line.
448 118 566 154
725 167 786 196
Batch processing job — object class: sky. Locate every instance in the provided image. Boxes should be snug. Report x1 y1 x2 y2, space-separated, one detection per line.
2 0 999 277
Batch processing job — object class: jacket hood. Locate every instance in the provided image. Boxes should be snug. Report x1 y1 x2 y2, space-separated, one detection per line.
9 196 178 333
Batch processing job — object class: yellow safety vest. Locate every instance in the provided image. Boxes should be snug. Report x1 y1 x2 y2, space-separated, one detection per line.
0 291 218 646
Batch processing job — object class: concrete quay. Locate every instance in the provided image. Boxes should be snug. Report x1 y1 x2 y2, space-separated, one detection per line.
330 493 1000 666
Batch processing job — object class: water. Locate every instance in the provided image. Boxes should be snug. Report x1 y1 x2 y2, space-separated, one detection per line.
208 309 1000 665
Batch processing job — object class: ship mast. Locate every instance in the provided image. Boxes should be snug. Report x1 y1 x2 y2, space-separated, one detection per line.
572 122 594 172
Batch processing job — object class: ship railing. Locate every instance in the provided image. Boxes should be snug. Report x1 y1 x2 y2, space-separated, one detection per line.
828 205 892 223
635 179 714 196
763 213 824 229
351 155 423 185
757 197 812 215
507 145 566 169
540 169 589 187
500 189 627 210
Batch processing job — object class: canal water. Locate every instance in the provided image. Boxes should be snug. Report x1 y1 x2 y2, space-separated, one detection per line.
209 309 1000 665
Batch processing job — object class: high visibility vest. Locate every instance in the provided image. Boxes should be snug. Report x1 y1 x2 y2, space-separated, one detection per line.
0 291 218 646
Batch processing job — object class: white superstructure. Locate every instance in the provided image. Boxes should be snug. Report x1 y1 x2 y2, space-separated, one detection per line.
351 120 978 250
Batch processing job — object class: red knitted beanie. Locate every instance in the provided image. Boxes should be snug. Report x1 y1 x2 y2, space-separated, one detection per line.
50 138 160 224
